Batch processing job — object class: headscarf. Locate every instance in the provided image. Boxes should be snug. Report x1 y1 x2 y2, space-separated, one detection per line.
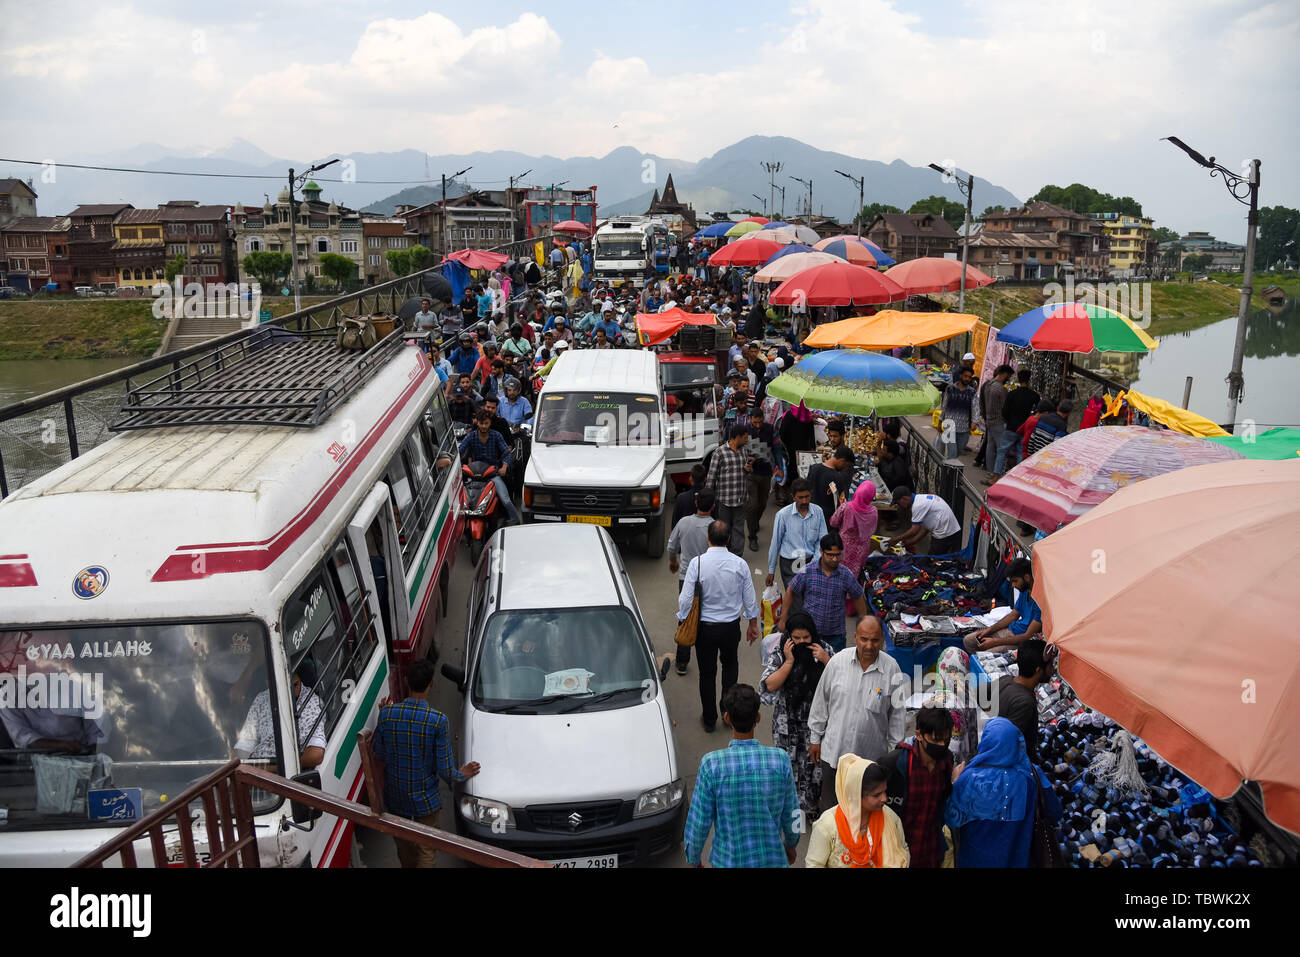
788 400 813 423
831 754 908 868
945 717 1037 828
850 480 877 515
780 612 825 711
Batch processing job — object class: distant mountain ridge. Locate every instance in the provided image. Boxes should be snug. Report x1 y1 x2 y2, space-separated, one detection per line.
10 135 1020 222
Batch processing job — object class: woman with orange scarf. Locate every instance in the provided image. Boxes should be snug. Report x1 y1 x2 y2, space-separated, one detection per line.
806 753 909 868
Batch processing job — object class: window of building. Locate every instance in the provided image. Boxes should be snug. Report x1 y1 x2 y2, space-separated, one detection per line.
202 264 219 276
198 223 214 235
311 264 322 277
247 238 263 252
198 243 216 255
315 238 330 254
387 237 408 249
368 254 382 267
120 228 138 241
134 269 143 280
168 244 186 256
122 268 132 280
340 239 358 253
144 267 154 279
367 236 382 249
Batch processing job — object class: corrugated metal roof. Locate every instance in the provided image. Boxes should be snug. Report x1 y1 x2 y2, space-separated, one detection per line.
2 215 70 232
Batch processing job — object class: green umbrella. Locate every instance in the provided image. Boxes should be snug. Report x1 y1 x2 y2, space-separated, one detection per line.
766 349 942 417
1207 427 1300 460
724 221 764 238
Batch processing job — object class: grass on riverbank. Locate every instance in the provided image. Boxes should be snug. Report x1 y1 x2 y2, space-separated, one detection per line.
0 295 338 360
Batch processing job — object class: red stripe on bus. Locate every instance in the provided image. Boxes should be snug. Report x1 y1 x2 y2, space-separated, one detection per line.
317 767 366 868
0 563 38 587
0 554 30 560
152 361 431 581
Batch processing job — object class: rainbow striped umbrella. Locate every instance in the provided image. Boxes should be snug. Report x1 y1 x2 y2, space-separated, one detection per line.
814 235 896 266
999 302 1158 354
766 349 941 416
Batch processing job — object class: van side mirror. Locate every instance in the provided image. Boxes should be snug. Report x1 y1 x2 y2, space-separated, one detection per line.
442 663 466 692
290 770 323 824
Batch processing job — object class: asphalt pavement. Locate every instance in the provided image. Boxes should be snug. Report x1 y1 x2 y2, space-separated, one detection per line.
357 494 829 868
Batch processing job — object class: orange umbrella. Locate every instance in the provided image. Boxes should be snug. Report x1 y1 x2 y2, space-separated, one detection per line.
883 257 995 294
1033 458 1300 833
804 309 982 348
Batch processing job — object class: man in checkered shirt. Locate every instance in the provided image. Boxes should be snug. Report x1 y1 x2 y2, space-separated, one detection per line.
705 424 751 555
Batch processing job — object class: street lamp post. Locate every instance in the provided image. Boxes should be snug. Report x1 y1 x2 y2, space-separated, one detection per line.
751 194 768 216
441 166 473 259
834 169 865 238
508 168 532 245
790 175 812 222
761 161 783 223
929 163 975 313
776 185 786 221
287 158 340 312
1163 136 1260 432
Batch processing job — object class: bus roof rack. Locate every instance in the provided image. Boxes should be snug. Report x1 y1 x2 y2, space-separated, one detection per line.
109 324 408 431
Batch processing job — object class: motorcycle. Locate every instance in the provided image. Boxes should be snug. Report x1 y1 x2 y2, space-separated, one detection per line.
461 459 507 566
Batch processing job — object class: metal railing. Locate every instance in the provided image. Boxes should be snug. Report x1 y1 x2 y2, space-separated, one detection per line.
72 752 546 869
0 234 556 496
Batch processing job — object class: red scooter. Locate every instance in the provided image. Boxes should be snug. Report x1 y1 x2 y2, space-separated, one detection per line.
461 460 506 565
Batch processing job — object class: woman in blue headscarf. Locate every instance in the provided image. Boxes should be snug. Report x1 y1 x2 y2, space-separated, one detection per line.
945 717 1061 867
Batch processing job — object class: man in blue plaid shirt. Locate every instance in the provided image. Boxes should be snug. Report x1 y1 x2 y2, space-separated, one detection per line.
373 659 481 867
684 684 802 867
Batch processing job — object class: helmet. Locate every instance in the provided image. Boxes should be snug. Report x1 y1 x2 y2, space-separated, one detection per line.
458 332 471 344
555 340 569 351
504 377 521 394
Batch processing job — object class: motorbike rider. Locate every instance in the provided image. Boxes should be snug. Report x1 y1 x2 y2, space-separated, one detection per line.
478 394 513 443
447 384 479 426
591 309 623 345
448 332 480 377
498 377 533 428
501 322 533 360
438 410 521 526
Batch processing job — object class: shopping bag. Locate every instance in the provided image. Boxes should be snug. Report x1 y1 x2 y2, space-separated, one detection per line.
675 561 702 647
761 586 783 636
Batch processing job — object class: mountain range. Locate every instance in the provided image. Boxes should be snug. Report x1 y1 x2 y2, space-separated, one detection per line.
13 135 1021 223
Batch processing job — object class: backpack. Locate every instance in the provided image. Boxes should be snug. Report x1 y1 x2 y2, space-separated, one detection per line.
337 316 377 351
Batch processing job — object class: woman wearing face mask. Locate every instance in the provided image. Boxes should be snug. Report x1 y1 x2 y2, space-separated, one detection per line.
759 611 834 822
806 753 909 868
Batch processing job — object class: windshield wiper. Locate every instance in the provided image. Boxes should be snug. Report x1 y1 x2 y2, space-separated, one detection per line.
492 694 573 714
558 687 644 713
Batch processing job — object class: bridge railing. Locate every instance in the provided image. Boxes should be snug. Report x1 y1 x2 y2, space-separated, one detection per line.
0 235 556 496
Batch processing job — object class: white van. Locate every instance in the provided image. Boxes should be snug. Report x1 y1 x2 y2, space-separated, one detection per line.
441 523 683 866
522 349 671 557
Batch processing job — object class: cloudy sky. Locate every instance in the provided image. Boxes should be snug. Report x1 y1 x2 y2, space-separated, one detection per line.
3 0 1297 237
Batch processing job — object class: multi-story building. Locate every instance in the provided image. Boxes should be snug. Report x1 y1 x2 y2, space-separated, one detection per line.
0 179 38 229
1177 231 1245 272
156 201 237 287
70 204 132 288
1 216 70 292
517 186 597 242
965 227 1061 280
1092 213 1155 277
112 208 165 291
230 181 363 290
399 191 513 259
361 217 414 284
981 202 1109 277
864 213 960 262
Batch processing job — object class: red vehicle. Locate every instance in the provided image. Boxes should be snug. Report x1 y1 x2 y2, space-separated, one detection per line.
461 460 508 564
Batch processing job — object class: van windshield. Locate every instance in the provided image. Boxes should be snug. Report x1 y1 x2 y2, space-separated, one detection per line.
472 608 655 714
0 621 277 831
535 392 662 446
595 238 644 260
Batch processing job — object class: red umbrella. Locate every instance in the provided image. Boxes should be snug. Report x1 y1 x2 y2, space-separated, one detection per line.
883 257 995 295
444 248 509 271
768 261 905 307
554 220 589 234
708 238 784 268
740 216 770 225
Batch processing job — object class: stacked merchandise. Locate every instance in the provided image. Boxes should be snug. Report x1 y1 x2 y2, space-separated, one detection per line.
866 556 994 648
976 649 1262 868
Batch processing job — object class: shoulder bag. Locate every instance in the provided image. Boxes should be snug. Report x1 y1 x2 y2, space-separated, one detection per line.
675 556 704 647
338 316 378 351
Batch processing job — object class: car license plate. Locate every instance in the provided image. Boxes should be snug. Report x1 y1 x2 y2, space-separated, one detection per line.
551 854 619 869
565 515 611 527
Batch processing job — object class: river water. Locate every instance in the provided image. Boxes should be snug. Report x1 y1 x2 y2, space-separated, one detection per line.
0 357 141 407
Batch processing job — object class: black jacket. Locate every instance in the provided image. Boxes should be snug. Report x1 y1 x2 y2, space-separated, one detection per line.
1002 386 1040 432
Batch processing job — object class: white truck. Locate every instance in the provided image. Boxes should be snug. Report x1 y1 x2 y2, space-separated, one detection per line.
592 217 669 288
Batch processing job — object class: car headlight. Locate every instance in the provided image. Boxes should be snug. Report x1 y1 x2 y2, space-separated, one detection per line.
629 489 657 508
459 794 515 829
634 779 684 819
526 488 552 508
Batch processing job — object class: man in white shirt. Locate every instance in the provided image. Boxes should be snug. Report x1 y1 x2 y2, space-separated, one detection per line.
807 616 904 812
884 486 963 555
234 664 327 773
765 478 826 601
676 520 760 732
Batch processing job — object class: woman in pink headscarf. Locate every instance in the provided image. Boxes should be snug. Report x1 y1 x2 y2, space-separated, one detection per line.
831 479 879 579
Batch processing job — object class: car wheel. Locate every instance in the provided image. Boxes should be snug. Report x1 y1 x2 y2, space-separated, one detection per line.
645 513 666 559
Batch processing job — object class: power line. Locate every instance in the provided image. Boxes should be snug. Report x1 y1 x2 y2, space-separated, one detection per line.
0 156 468 186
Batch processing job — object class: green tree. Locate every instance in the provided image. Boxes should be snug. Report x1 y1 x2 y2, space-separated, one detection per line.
319 253 358 291
1158 241 1185 270
407 244 431 272
1182 253 1212 273
1029 184 1142 217
855 202 902 226
1256 206 1300 269
241 250 292 291
386 249 412 277
907 195 967 231
980 205 1006 218
163 254 186 283
1151 226 1179 246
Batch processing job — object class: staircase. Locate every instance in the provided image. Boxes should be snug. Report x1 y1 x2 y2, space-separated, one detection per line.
167 315 248 351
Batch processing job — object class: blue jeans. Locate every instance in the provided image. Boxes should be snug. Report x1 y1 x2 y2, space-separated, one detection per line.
936 430 969 460
992 424 1019 474
493 476 521 525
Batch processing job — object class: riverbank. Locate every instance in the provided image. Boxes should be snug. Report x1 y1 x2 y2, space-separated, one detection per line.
939 279 1249 337
0 296 337 359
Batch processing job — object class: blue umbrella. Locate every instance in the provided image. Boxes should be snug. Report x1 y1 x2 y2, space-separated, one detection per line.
815 237 896 267
760 243 817 266
761 221 793 229
767 349 941 416
694 222 737 239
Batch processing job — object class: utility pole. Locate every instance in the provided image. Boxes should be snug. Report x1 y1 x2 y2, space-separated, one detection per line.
761 161 783 223
287 158 339 312
441 165 472 258
929 163 975 312
834 169 865 237
508 168 532 243
1162 137 1260 431
776 185 786 220
751 194 768 216
790 175 812 223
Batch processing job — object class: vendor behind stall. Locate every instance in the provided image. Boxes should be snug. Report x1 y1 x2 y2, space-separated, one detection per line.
964 558 1042 652
885 486 962 555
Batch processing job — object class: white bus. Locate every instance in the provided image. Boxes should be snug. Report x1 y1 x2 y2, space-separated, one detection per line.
592 217 670 287
0 327 463 866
